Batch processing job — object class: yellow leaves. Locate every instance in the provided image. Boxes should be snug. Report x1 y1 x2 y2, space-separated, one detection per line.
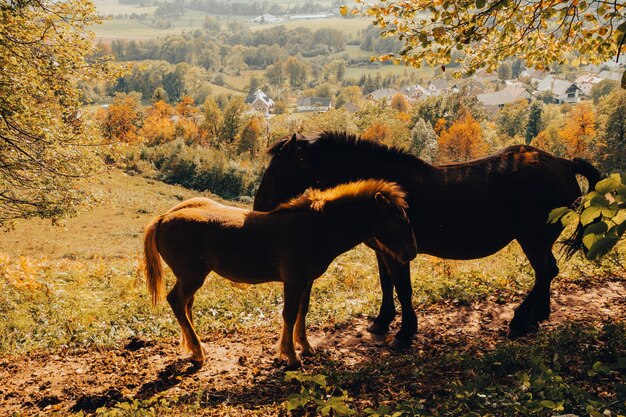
356 0 624 77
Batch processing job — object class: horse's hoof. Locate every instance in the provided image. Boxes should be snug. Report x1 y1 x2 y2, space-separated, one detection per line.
190 357 205 368
285 359 302 370
507 323 539 339
298 346 315 357
389 336 412 350
367 322 390 335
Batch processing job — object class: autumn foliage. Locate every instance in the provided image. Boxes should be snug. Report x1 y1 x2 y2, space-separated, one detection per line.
362 122 392 144
96 94 144 144
559 102 597 160
437 112 488 163
140 100 175 145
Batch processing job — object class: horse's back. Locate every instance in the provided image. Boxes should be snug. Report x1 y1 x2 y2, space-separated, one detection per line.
412 145 582 258
163 197 250 226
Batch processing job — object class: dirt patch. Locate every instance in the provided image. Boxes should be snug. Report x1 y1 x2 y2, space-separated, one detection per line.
1 280 625 416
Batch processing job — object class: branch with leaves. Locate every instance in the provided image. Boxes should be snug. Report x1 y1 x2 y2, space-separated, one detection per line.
550 174 626 260
342 0 625 78
0 0 120 226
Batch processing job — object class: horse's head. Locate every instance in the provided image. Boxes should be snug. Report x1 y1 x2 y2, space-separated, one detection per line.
370 187 417 264
254 133 321 212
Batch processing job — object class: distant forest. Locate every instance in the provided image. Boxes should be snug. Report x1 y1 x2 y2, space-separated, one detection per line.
117 0 340 15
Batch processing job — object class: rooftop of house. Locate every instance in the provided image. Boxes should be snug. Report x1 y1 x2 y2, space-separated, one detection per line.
247 89 275 106
367 88 400 100
476 86 528 106
297 97 332 107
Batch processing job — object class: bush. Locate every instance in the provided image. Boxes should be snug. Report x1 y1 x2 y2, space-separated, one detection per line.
129 139 263 199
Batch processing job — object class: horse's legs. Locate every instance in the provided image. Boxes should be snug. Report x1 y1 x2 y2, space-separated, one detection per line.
367 252 396 335
280 280 307 369
294 281 314 356
186 295 210 354
509 234 559 338
387 257 417 348
167 276 206 367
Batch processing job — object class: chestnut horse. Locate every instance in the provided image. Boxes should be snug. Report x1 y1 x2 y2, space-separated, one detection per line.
144 180 417 368
253 132 602 346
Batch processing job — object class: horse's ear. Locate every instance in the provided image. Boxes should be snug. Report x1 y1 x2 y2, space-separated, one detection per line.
375 192 390 207
279 133 298 153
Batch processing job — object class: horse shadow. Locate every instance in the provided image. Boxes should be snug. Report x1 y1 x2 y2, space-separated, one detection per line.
135 358 201 399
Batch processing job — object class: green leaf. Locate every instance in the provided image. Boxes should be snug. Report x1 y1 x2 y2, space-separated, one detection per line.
286 393 310 410
560 210 579 226
580 206 602 226
311 374 327 387
586 236 620 260
540 400 556 409
548 206 570 223
475 0 486 8
583 221 608 236
595 173 621 194
582 232 602 250
589 194 610 207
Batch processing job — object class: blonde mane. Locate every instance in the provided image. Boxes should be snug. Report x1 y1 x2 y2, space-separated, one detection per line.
273 179 407 213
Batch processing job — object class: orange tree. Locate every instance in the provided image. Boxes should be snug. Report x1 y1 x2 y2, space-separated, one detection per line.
559 102 598 160
139 100 175 145
437 112 488 163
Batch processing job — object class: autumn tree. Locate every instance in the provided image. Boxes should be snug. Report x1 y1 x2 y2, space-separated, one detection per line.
437 112 488 163
221 96 246 143
362 122 392 143
560 102 597 159
0 0 117 224
175 96 197 118
390 93 410 113
346 1 626 77
96 93 144 144
201 97 223 144
139 100 175 145
284 56 309 88
237 116 265 157
265 62 286 86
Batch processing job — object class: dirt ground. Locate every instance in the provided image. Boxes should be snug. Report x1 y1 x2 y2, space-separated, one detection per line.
1 280 625 416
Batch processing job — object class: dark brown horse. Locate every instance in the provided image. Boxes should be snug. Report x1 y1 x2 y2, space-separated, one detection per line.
253 132 601 346
144 179 417 368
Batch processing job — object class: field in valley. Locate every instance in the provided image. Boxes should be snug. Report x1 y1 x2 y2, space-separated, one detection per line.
0 170 624 416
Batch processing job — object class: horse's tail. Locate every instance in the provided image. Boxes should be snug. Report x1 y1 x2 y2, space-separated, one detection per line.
562 158 603 259
572 158 601 192
144 215 165 307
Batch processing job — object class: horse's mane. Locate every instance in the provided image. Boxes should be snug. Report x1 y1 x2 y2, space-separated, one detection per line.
274 179 407 213
267 131 432 172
